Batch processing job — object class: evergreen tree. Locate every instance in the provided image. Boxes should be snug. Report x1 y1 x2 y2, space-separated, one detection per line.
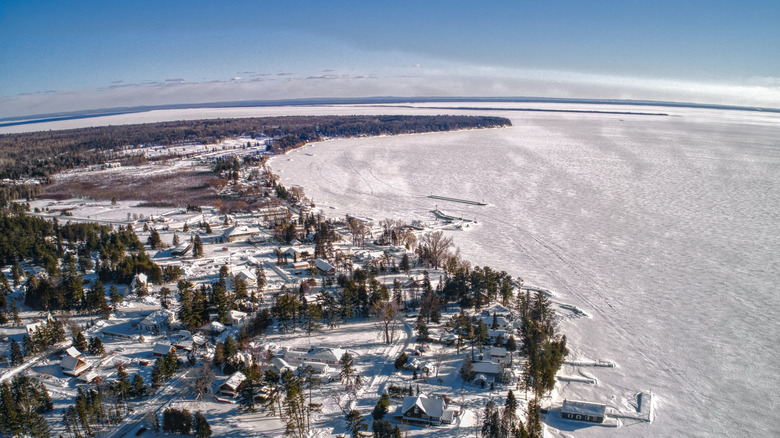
345 409 367 437
132 374 145 397
88 336 105 355
194 412 212 438
193 235 204 258
74 330 88 352
372 393 390 420
460 355 475 382
394 352 408 371
9 339 23 365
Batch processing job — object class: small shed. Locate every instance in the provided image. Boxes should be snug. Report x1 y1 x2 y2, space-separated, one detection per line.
561 399 607 423
64 346 82 358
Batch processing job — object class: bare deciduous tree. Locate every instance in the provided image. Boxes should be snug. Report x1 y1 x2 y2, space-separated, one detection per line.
373 301 399 344
420 231 454 269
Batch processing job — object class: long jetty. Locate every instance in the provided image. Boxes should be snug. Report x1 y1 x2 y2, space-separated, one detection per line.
428 195 487 206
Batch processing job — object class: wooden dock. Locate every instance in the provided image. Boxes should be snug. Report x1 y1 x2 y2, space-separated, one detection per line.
428 195 487 206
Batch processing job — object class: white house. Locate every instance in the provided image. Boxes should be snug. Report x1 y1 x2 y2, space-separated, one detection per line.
138 309 176 332
224 225 260 243
284 347 345 366
399 395 455 426
228 310 248 327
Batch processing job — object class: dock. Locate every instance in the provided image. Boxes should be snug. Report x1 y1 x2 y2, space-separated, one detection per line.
432 209 477 223
428 195 487 206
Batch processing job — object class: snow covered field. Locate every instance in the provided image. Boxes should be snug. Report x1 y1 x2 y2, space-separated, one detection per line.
269 104 780 437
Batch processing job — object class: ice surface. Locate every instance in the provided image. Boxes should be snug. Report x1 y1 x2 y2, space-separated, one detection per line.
271 105 780 437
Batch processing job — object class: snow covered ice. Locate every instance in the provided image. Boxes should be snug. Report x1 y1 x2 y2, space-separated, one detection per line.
272 104 780 437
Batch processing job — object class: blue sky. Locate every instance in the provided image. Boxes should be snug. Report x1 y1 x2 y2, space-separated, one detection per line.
1 0 779 117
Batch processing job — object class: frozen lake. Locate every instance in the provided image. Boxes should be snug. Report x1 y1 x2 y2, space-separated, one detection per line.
272 104 780 437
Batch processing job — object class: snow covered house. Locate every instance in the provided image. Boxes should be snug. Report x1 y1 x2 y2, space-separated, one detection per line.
314 259 335 276
171 242 193 257
284 347 345 366
152 343 176 357
482 315 511 330
224 225 260 243
61 356 90 377
138 309 176 332
270 357 295 374
64 346 82 358
561 400 607 423
291 261 310 270
399 395 455 426
471 361 503 379
233 269 257 288
487 347 509 364
219 371 246 398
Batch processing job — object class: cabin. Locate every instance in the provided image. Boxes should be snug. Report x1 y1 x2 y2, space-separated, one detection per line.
399 395 455 426
152 343 176 357
219 371 246 398
314 259 335 276
561 400 607 423
61 356 90 377
291 261 310 270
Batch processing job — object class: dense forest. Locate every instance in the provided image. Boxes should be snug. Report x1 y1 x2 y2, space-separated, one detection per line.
0 115 511 181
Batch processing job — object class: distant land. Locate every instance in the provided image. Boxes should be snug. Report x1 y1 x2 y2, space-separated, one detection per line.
2 96 779 127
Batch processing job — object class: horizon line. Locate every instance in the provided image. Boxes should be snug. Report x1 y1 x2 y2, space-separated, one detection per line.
2 96 778 128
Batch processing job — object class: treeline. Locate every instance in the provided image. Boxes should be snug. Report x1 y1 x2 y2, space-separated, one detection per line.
0 210 162 312
0 115 511 180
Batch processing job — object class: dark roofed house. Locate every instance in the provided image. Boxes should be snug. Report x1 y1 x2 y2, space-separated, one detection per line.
561 399 607 423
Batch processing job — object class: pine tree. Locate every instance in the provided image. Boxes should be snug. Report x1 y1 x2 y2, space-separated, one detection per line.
9 339 23 365
132 374 145 397
504 390 519 429
194 412 212 438
88 336 105 355
193 235 204 258
345 409 367 436
372 393 390 420
74 330 88 352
